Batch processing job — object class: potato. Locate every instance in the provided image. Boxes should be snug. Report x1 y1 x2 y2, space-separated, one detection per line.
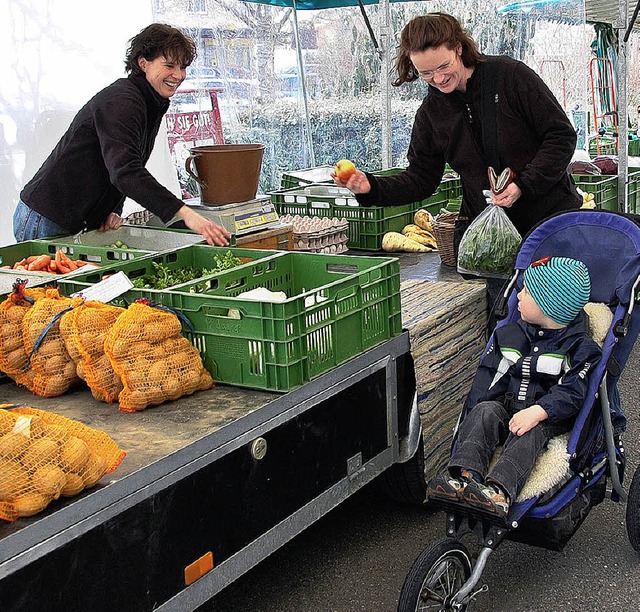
4 305 29 323
0 411 17 436
43 354 68 376
41 375 72 397
0 458 29 501
0 433 30 459
21 437 60 469
60 437 90 472
3 347 27 372
198 369 214 391
80 330 103 356
82 453 107 488
0 330 23 353
107 338 131 359
13 492 50 517
31 464 66 499
60 472 85 497
160 376 182 399
42 424 71 444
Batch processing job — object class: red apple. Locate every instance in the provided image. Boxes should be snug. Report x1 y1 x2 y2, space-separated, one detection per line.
334 159 356 182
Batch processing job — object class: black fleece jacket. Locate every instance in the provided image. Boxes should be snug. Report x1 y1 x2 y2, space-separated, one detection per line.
357 56 581 237
20 72 184 233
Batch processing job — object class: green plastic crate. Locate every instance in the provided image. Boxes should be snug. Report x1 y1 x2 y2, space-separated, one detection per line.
45 225 205 260
60 250 401 392
628 167 640 214
573 173 618 211
280 165 334 189
0 240 146 275
57 244 279 293
269 180 453 250
587 135 640 157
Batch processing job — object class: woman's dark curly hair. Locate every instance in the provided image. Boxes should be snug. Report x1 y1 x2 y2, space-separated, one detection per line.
393 13 482 86
125 23 196 75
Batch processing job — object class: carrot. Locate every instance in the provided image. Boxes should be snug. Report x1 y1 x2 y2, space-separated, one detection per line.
13 258 27 268
57 250 78 271
27 255 51 271
26 255 40 264
54 251 71 274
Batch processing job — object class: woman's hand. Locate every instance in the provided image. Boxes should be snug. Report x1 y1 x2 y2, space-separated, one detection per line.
492 182 522 208
176 205 231 246
509 404 548 436
98 212 124 232
331 169 371 194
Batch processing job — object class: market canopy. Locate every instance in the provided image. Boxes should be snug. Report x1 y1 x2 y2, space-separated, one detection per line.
242 0 404 8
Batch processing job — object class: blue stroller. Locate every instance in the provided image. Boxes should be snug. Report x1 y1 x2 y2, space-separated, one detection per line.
398 210 640 611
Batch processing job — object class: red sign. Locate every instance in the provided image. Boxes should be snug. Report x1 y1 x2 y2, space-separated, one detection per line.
166 89 224 152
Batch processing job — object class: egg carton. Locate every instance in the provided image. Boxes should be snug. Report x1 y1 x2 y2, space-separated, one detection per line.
279 214 349 254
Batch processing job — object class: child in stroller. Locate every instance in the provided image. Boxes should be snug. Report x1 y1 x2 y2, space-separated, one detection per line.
428 256 602 520
399 210 640 611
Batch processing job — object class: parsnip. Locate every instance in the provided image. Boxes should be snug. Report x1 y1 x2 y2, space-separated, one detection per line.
413 209 434 233
403 232 438 250
382 232 430 253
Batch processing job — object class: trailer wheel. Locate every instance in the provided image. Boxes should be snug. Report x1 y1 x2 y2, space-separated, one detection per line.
398 537 472 612
625 462 640 551
375 437 427 505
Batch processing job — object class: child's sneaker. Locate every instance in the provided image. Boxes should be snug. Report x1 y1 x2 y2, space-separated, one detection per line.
462 480 510 518
428 471 468 503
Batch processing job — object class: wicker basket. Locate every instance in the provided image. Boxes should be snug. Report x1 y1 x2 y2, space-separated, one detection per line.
432 211 459 267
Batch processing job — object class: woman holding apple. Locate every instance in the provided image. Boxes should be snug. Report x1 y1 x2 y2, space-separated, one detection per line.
14 23 230 247
332 12 580 326
333 11 579 237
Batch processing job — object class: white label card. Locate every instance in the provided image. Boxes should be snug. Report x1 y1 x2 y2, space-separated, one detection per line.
71 271 134 303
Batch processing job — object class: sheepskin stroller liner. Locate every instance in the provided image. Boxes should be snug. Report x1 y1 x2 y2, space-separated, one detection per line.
398 210 640 611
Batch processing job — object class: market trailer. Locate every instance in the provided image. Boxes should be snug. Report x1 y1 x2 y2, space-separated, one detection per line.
0 332 416 611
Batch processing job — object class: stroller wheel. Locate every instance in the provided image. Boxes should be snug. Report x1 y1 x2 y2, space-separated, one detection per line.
398 538 472 611
625 463 640 551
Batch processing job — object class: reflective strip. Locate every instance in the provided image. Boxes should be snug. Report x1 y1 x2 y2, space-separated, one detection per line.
537 353 564 376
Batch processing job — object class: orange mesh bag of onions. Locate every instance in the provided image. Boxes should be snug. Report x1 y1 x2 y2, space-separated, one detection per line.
0 281 48 388
104 299 214 412
0 404 125 521
21 288 82 397
60 300 125 403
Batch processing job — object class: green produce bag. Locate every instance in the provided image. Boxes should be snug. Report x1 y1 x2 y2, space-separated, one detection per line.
457 204 521 278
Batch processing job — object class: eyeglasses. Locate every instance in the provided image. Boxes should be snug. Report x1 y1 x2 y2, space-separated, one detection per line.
419 57 456 80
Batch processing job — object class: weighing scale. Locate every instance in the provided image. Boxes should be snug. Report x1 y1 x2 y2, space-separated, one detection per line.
152 195 285 239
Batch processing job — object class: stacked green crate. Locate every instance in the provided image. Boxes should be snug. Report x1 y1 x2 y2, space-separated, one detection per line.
572 174 618 211
270 171 461 250
628 167 640 214
47 225 204 260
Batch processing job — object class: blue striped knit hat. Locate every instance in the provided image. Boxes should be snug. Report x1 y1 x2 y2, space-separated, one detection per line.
523 256 591 326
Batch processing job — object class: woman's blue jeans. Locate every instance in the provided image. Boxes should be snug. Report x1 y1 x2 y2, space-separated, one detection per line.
13 200 68 242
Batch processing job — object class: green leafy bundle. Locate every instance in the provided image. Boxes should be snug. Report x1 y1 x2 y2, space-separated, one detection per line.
457 206 521 278
131 251 243 290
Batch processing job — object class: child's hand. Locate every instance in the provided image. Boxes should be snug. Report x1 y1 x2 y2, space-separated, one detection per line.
509 405 548 436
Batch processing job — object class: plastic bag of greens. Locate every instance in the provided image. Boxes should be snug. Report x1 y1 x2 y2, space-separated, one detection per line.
457 204 521 278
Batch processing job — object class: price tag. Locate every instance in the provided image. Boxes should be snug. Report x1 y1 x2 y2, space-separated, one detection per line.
71 271 133 303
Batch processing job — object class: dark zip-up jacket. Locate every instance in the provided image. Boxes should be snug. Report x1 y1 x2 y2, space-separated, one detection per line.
463 310 602 423
357 56 581 237
20 73 184 233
